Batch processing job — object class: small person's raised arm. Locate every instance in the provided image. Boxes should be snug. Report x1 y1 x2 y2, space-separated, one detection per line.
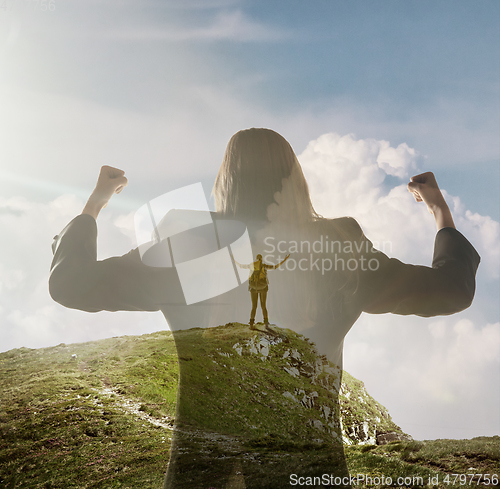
274 254 290 269
82 166 128 220
407 171 455 231
233 258 252 269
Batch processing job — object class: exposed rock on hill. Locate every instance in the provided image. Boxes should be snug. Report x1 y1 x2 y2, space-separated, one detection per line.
172 322 409 446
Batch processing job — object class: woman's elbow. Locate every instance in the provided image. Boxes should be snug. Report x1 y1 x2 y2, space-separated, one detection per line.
453 287 475 312
49 268 90 311
432 286 476 316
49 272 74 309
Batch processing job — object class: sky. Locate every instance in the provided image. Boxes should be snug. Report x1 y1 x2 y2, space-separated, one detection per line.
0 0 499 441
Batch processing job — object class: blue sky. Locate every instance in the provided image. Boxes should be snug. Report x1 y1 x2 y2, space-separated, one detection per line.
1 0 499 214
0 0 498 440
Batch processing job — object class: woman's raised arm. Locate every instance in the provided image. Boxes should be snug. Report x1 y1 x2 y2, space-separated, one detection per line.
350 172 480 317
49 167 182 313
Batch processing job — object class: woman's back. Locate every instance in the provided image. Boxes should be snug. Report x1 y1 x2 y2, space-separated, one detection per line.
149 206 478 487
158 212 360 488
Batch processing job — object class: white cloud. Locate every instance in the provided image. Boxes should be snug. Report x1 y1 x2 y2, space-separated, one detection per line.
0 265 25 293
377 140 418 178
455 208 500 279
113 211 138 242
298 132 420 214
0 195 83 275
344 313 500 440
420 319 500 401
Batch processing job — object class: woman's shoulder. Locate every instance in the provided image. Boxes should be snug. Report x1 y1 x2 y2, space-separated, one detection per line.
311 216 364 241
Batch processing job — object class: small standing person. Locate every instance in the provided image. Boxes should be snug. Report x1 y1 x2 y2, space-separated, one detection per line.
234 253 290 329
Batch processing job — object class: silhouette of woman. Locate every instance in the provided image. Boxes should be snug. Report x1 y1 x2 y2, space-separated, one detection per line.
50 128 480 488
234 253 290 328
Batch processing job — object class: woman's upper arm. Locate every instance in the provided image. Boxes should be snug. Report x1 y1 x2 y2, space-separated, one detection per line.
355 227 480 317
49 214 183 312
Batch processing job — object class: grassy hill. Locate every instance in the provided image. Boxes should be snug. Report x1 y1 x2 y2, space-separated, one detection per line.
0 325 498 488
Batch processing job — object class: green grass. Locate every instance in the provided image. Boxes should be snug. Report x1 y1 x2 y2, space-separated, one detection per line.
345 438 500 488
1 328 498 488
0 334 176 488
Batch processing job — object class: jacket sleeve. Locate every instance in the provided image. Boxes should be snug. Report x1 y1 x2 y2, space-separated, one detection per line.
49 214 184 312
350 221 481 317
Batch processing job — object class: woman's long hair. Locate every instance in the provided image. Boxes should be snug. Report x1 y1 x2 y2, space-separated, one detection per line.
212 127 358 259
212 128 319 223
